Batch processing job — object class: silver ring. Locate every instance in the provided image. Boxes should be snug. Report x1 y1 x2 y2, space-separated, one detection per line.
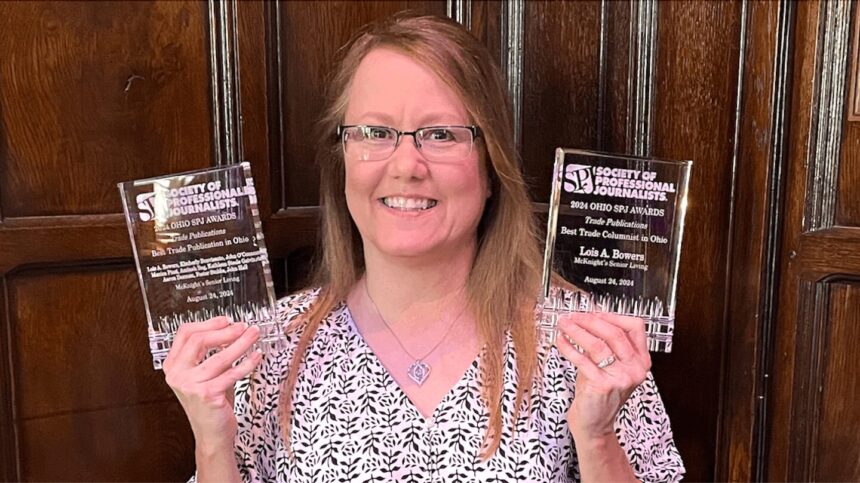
597 355 617 369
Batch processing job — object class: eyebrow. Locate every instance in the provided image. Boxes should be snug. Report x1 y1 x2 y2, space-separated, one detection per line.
354 112 396 125
352 111 468 127
415 112 468 126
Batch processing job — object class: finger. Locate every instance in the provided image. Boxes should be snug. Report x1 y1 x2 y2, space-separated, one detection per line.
206 349 264 395
170 316 231 355
555 331 610 383
164 316 232 369
558 315 615 365
600 314 648 356
195 324 261 380
573 314 638 362
181 322 249 368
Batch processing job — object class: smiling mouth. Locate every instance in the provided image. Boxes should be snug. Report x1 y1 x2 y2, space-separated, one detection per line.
381 196 438 211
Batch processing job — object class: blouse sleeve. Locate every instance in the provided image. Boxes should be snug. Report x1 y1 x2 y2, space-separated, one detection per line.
615 371 685 483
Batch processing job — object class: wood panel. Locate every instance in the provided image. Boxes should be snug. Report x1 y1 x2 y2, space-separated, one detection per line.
520 1 602 201
9 268 171 418
812 281 860 482
837 6 860 225
766 3 819 477
0 277 16 481
468 1 503 66
849 7 860 122
601 2 632 154
649 2 743 480
19 401 193 481
838 117 860 225
236 1 275 219
716 1 792 480
7 266 193 480
0 216 129 275
0 1 213 218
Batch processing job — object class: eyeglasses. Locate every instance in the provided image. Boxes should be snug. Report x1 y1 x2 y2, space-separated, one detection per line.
337 125 481 163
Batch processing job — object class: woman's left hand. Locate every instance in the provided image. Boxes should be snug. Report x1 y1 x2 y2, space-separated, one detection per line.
555 312 651 440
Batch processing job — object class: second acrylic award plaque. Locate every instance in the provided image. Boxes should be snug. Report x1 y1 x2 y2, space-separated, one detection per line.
540 149 691 352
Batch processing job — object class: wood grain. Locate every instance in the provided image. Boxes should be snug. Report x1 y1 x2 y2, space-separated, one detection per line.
236 1 275 219
649 2 743 479
813 282 860 481
520 1 602 201
0 277 17 481
0 215 129 275
0 1 213 218
8 267 174 419
715 1 795 480
468 0 502 64
837 101 860 224
766 2 819 478
18 400 194 481
849 7 860 122
601 1 631 154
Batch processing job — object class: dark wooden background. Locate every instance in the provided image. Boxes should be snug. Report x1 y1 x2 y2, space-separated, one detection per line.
1 1 858 481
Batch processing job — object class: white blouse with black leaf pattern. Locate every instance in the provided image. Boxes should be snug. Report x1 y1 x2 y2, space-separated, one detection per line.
190 288 685 482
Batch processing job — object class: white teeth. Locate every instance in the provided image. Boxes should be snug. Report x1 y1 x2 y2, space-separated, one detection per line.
382 197 437 210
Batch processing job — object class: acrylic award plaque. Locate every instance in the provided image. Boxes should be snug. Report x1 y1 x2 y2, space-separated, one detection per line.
118 162 281 369
539 149 691 352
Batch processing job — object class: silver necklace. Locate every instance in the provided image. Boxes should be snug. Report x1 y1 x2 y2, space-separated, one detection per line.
364 281 468 386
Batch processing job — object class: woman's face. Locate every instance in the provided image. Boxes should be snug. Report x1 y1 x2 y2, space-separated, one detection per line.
343 48 489 263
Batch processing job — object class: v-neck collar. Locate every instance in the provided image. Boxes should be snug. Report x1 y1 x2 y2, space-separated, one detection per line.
340 301 483 425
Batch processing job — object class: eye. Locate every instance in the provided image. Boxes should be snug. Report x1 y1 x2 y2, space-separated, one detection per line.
422 128 457 143
362 126 394 141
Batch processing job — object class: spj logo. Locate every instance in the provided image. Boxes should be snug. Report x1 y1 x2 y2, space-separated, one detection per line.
564 164 594 194
136 192 156 221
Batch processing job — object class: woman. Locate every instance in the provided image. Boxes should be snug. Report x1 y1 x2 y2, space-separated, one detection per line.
165 14 684 482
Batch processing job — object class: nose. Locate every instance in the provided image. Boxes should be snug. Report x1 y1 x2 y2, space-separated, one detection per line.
386 133 428 179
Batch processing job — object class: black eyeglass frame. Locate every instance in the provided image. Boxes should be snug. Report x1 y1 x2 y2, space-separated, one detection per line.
336 124 482 152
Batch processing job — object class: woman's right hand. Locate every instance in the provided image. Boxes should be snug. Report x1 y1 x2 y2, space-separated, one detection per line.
163 316 263 449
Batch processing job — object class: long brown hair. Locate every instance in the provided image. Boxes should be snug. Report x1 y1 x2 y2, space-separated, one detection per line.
279 13 543 460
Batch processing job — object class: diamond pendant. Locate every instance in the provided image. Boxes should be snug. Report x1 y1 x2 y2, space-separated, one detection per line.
407 360 430 385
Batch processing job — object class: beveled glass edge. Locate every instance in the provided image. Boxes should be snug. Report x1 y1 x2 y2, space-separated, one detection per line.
239 161 277 340
558 147 693 168
540 148 566 303
117 162 252 188
118 181 156 362
665 160 692 317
